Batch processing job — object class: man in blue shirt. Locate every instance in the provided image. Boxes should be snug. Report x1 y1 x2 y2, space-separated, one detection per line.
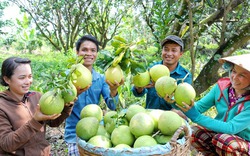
64 35 123 156
132 35 192 110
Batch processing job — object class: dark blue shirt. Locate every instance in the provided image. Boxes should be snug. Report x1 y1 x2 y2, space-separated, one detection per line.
132 61 192 110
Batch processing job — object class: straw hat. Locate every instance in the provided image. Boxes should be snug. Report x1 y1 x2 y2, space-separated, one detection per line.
219 54 250 72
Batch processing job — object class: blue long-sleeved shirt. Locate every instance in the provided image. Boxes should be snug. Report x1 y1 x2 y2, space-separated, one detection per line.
132 61 192 110
64 69 118 143
184 78 250 141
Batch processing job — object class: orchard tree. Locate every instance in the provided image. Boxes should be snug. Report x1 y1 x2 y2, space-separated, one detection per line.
9 0 132 54
0 1 15 49
0 0 10 34
14 13 43 53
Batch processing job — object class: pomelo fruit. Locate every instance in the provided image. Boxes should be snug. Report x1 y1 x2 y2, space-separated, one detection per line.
129 112 154 138
132 71 150 87
155 76 177 98
126 104 146 121
133 135 157 148
61 81 77 103
80 104 103 122
96 124 110 139
76 117 99 141
111 125 135 146
116 110 129 126
39 90 64 115
103 110 117 125
149 64 170 82
114 144 131 149
104 120 116 134
70 63 92 89
154 134 172 145
87 135 112 148
104 110 128 134
174 82 196 107
147 109 164 131
105 65 123 84
158 111 182 136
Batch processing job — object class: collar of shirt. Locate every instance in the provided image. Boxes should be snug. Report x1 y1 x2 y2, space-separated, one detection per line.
91 68 102 81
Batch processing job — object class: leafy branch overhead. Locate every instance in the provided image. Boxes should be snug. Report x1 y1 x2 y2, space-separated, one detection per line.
38 55 85 93
97 36 148 75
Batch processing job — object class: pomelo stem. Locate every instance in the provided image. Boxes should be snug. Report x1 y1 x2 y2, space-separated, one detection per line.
182 73 189 83
151 130 160 138
176 73 189 83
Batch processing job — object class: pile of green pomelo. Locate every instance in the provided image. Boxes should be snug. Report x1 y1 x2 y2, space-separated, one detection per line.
76 104 186 149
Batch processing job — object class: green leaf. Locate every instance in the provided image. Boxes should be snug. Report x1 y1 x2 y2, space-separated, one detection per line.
111 40 123 49
119 58 130 72
130 60 147 75
114 47 125 56
206 0 213 7
114 36 127 43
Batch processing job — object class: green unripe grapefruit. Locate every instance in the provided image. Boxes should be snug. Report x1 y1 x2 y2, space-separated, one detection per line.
96 124 110 139
111 125 135 146
133 135 157 148
87 135 112 148
149 64 170 82
61 81 77 103
155 76 177 98
132 71 150 87
158 111 182 136
147 109 164 131
154 134 172 145
126 104 146 121
104 110 128 134
129 112 154 138
39 90 64 115
174 82 196 106
103 110 117 125
114 144 131 149
105 65 123 84
76 117 99 141
105 120 116 134
80 104 103 122
70 63 92 89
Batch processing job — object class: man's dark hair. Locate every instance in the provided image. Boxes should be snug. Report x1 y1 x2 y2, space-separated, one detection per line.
75 35 100 52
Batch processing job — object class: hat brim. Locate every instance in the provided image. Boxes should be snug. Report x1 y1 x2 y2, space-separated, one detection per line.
219 54 250 72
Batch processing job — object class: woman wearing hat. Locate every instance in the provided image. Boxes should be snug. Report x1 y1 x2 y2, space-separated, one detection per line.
175 54 250 155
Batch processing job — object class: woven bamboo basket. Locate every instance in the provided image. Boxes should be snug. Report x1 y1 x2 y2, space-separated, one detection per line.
78 125 191 156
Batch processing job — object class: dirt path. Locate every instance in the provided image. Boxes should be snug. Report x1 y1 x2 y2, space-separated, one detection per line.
46 124 68 156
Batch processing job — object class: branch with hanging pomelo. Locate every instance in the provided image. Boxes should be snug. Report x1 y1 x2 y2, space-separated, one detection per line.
37 55 92 115
95 36 149 111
